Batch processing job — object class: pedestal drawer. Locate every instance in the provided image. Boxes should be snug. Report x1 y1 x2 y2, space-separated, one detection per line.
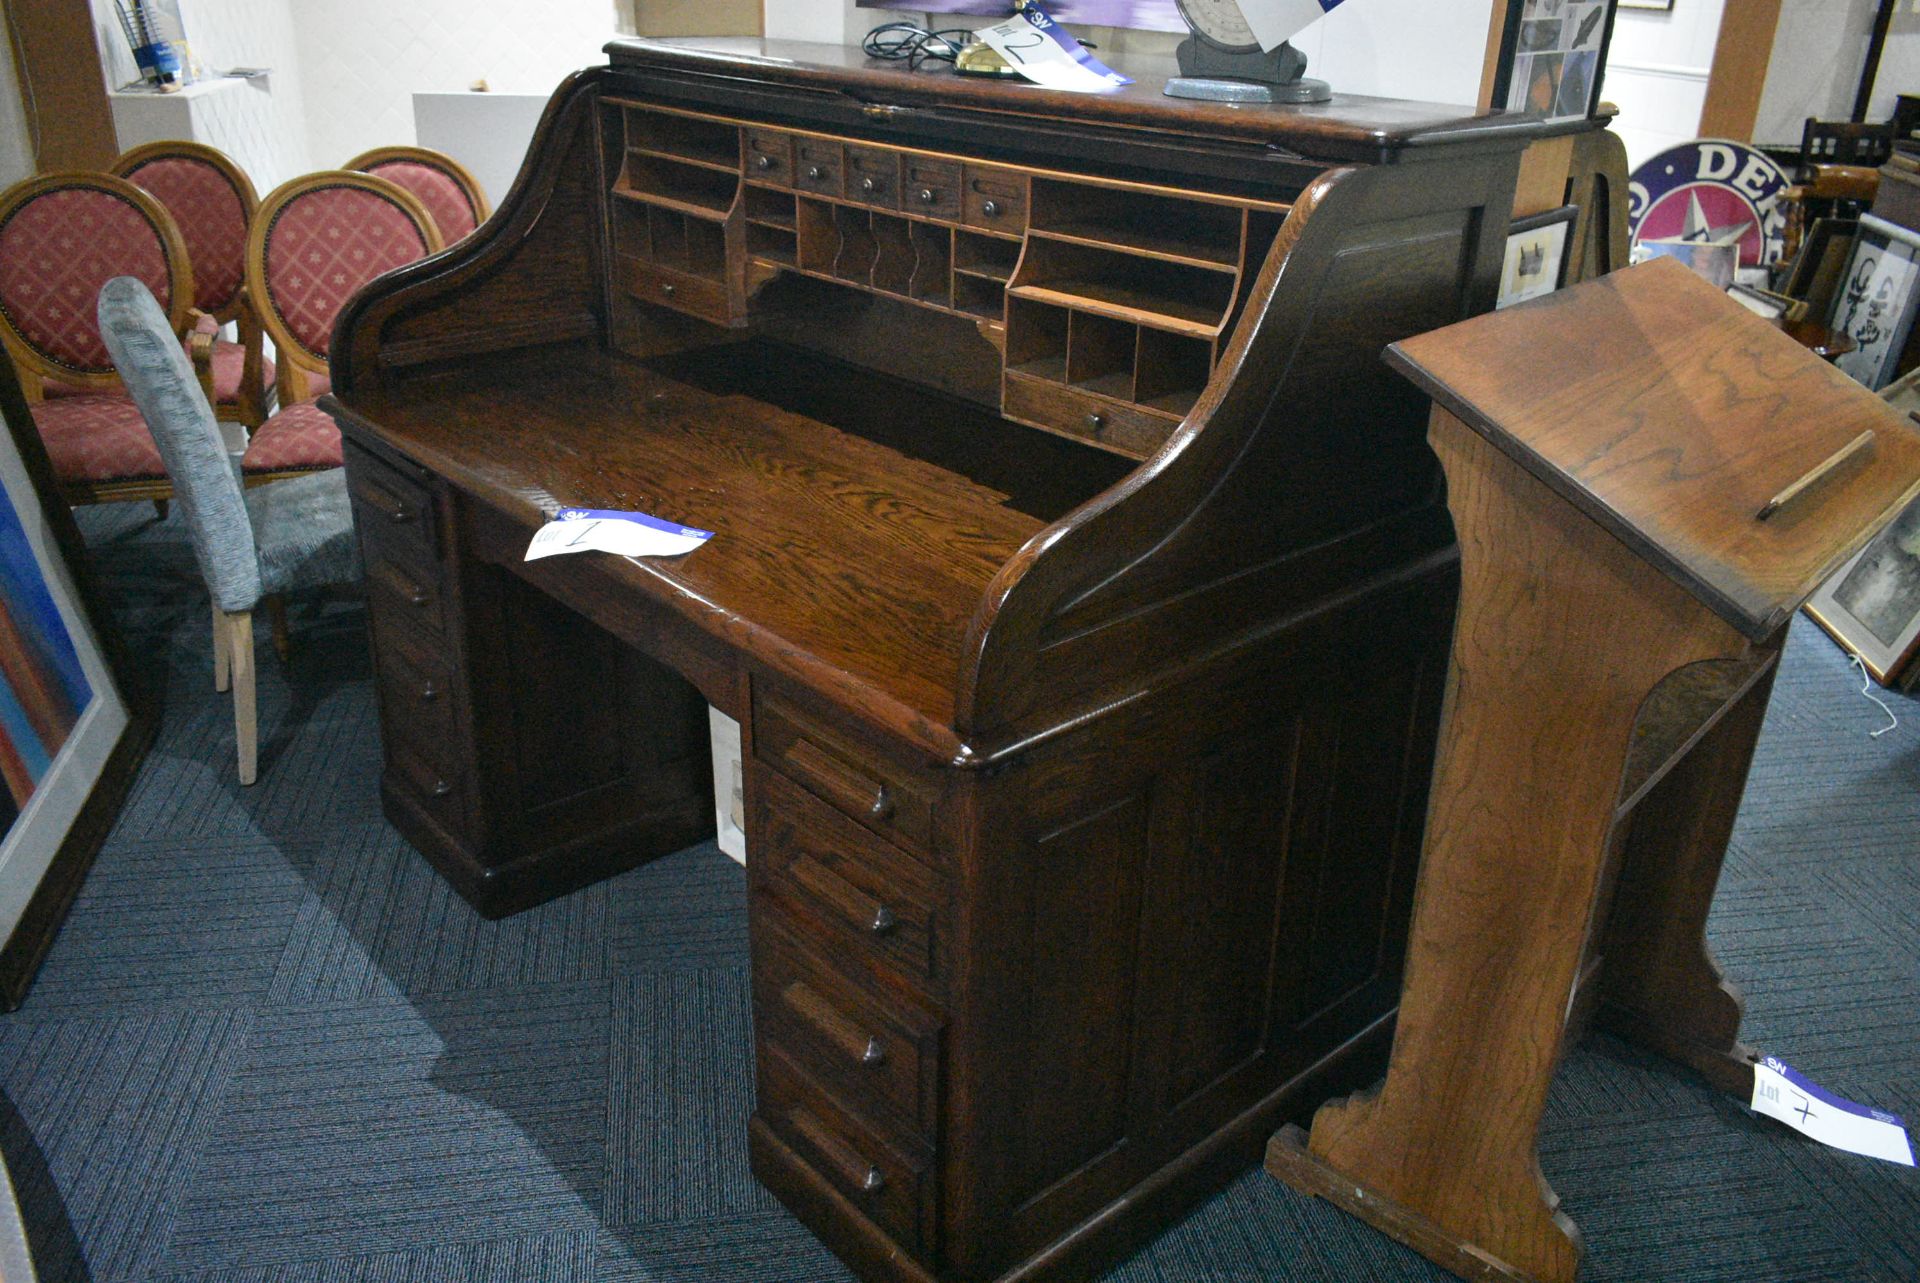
756 768 943 993
760 1044 936 1257
755 916 943 1141
753 688 940 854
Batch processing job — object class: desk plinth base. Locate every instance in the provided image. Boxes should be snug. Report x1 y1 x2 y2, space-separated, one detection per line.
1265 1125 1550 1283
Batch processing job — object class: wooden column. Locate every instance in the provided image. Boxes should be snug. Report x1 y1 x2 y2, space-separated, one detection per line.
1267 259 1920 1283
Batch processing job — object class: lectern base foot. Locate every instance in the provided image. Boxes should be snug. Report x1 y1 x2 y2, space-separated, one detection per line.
1264 1125 1560 1283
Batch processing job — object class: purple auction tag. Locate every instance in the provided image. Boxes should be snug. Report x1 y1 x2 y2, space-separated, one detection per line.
1751 1056 1914 1166
555 507 712 540
976 3 1132 92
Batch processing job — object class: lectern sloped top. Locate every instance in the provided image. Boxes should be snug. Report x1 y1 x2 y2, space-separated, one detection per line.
1385 257 1920 640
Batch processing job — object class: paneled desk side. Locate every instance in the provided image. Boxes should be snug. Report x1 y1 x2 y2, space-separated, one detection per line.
323 46 1538 1283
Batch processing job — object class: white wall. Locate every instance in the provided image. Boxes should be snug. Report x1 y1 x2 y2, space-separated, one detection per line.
1597 0 1723 169
287 0 626 169
1752 0 1876 150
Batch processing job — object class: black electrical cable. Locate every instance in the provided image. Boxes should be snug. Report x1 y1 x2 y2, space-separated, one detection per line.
861 22 977 69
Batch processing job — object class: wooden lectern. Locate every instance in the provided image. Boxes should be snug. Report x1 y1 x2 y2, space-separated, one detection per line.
1267 258 1920 1283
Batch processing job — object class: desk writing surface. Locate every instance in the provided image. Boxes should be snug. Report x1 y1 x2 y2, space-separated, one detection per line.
1385 258 1920 639
339 342 1069 737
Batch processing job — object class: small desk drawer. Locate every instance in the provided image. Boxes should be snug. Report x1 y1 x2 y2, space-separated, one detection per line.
757 769 942 992
760 1046 934 1255
346 440 437 558
387 730 465 838
754 689 939 853
745 129 794 186
794 139 845 198
371 612 455 747
756 918 942 1140
1003 374 1179 458
365 548 447 638
846 146 900 210
901 158 962 223
963 164 1027 233
619 255 734 327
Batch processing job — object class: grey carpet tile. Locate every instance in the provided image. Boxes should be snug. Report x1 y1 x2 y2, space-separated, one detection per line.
0 1008 250 1283
604 967 774 1229
595 1212 851 1282
268 823 611 1007
605 843 751 974
1112 1173 1455 1282
19 836 314 1014
159 988 608 1274
144 1229 597 1283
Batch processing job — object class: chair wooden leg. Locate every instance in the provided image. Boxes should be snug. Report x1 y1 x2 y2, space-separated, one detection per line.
266 594 290 664
212 605 230 692
227 611 257 786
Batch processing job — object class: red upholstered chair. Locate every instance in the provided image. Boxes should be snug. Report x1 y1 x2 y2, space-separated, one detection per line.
345 146 490 243
241 171 443 480
109 140 275 429
0 171 193 508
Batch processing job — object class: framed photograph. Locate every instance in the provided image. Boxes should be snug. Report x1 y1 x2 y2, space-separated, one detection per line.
1490 0 1620 127
0 354 152 1008
1635 238 1737 289
1830 213 1920 390
1497 205 1577 309
1806 500 1920 685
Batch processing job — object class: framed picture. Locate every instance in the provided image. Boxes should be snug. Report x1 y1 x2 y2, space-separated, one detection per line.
0 354 153 1008
1830 213 1920 390
1783 216 1859 319
1635 238 1737 289
1497 205 1577 309
1490 0 1620 127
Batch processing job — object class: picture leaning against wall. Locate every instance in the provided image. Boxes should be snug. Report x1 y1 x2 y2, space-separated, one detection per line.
0 356 147 1008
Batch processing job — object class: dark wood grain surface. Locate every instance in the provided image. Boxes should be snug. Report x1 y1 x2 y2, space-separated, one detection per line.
1386 258 1920 639
606 38 1534 159
335 341 1071 737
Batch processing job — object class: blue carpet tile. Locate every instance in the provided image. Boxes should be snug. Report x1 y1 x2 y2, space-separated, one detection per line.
0 502 1913 1282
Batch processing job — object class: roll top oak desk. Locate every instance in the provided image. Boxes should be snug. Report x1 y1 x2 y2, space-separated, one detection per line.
322 38 1537 1283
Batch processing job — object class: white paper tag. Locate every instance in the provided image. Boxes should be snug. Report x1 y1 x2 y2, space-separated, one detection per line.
1751 1057 1915 1166
974 5 1131 93
525 507 713 562
1238 0 1344 54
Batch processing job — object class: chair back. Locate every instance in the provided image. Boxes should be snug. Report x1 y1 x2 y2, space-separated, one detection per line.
111 141 258 324
1799 119 1895 171
346 146 490 242
96 276 259 611
0 173 193 395
246 171 443 401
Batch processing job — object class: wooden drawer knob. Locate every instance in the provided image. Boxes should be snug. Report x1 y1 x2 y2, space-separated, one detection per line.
862 1166 886 1193
389 506 413 524
1087 413 1106 434
431 779 453 797
861 1036 887 1067
868 785 894 820
662 282 676 298
918 187 934 203
981 199 1001 217
754 153 772 169
860 176 876 192
807 165 824 180
419 680 439 702
870 904 898 936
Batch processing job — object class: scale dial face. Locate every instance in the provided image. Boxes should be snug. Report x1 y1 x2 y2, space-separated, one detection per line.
1175 0 1261 52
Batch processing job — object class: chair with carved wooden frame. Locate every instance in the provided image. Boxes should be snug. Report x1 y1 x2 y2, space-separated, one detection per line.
0 171 193 509
345 145 490 244
109 140 275 430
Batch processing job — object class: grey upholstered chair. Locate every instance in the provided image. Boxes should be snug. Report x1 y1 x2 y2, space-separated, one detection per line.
97 276 359 785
